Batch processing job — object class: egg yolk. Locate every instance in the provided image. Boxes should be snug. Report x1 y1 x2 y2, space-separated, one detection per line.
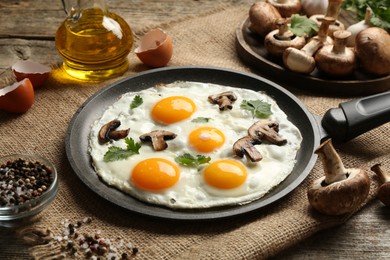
131 158 180 191
203 159 247 189
151 96 196 124
189 126 225 153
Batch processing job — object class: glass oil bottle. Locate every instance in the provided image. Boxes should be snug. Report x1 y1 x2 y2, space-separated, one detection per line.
55 0 133 81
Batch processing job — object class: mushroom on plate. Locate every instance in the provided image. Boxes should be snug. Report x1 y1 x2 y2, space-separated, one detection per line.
248 119 287 145
307 139 370 215
371 163 390 207
233 136 263 162
264 18 306 57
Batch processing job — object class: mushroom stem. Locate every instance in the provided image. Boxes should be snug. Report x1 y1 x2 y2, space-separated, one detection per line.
275 18 293 40
371 164 390 183
317 16 335 43
332 30 350 53
364 7 373 24
325 0 343 19
315 139 347 185
301 38 323 57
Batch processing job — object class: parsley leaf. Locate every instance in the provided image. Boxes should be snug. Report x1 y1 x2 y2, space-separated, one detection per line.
130 95 143 109
290 14 319 37
175 153 211 167
103 138 141 162
191 117 211 123
240 100 272 118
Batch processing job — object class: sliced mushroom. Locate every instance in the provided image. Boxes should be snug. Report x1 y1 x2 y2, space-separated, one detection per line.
98 119 130 144
233 136 263 162
208 91 237 111
139 130 177 151
307 139 370 215
248 119 287 145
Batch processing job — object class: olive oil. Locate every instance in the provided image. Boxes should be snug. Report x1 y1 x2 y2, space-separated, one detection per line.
55 8 133 80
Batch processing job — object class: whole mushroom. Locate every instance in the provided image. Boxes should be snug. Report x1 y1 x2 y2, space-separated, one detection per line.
249 2 282 37
371 164 390 207
264 18 306 57
310 0 345 38
315 30 356 77
307 139 370 215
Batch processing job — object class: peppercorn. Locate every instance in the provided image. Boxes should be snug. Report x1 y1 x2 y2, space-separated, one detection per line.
0 158 54 207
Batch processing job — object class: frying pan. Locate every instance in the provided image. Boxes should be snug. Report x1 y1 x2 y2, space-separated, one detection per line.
65 66 390 221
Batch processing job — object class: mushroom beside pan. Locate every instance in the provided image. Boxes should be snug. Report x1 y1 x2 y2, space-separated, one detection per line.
371 163 390 207
307 139 370 215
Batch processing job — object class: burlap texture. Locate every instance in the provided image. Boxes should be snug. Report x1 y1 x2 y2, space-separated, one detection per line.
1 4 389 259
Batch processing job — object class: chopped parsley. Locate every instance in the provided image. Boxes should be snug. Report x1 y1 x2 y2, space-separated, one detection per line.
240 100 272 118
103 138 141 162
191 117 211 123
130 95 143 109
175 153 211 167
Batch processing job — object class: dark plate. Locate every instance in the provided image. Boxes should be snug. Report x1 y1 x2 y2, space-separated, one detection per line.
236 17 390 96
65 66 320 220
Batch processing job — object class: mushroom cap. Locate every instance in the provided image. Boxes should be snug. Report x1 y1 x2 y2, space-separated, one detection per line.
378 183 390 207
314 45 356 77
249 2 282 37
267 0 302 18
283 47 316 74
307 168 370 215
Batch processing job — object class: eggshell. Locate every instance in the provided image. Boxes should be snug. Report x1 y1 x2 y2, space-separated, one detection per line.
0 78 34 113
12 60 51 88
135 28 173 68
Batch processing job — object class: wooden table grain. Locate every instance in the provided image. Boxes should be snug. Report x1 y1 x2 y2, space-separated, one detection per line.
1 1 389 259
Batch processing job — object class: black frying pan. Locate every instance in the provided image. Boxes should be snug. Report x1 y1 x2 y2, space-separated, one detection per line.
65 66 390 221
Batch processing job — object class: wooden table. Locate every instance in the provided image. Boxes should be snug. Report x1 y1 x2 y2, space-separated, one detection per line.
1 1 389 259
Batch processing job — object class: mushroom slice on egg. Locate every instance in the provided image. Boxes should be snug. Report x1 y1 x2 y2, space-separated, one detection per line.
208 91 237 111
139 130 177 151
233 136 263 162
248 120 287 145
98 119 130 144
307 139 370 215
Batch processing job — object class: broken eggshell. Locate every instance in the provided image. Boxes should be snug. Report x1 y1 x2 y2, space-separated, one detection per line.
135 28 173 68
12 60 51 88
0 78 35 113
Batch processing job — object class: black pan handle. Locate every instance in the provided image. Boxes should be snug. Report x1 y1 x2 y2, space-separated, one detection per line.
321 91 390 141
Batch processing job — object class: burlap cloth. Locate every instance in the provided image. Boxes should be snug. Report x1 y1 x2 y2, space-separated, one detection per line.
1 4 389 259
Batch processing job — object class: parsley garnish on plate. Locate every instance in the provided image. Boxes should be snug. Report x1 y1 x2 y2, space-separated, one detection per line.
103 138 141 162
175 153 211 167
240 100 272 118
290 14 319 37
130 95 143 109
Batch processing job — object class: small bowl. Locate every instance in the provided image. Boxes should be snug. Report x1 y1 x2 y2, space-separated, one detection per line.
0 154 58 224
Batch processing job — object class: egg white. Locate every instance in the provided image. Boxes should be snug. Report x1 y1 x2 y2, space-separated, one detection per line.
88 81 302 209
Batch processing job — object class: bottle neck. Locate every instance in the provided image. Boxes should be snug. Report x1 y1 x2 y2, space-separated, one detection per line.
62 0 107 17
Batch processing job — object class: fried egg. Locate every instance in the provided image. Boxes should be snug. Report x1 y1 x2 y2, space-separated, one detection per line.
88 81 302 209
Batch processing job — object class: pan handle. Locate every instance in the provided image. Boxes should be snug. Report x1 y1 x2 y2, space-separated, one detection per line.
321 91 390 141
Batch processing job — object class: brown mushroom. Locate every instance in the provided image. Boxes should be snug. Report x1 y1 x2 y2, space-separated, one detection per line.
264 18 306 57
248 119 287 145
307 139 370 215
208 91 237 111
233 136 263 162
249 2 282 37
98 119 130 144
139 130 177 151
371 163 390 207
266 0 302 18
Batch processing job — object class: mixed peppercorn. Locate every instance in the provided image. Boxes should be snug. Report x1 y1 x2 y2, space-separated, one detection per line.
0 157 54 207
